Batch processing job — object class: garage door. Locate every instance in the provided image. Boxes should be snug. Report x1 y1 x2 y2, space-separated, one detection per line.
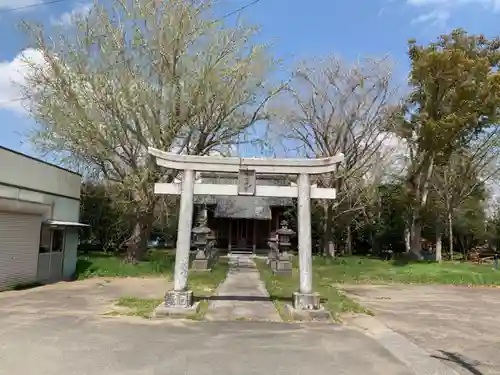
0 212 42 290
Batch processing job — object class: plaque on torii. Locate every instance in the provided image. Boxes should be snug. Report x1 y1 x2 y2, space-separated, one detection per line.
237 169 256 196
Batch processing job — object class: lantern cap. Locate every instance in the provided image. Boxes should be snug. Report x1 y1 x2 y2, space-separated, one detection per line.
276 220 295 236
192 212 211 234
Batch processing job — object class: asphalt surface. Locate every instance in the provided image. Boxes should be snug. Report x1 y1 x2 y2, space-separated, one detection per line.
0 315 413 375
343 284 500 375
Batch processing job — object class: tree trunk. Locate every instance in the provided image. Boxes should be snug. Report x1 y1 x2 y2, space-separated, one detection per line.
448 210 454 261
125 205 155 263
410 216 424 260
435 227 442 262
345 225 352 255
328 241 335 257
369 230 379 255
323 202 335 257
406 155 433 260
404 222 411 253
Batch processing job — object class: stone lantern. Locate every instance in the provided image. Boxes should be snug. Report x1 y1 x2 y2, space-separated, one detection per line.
191 212 212 271
277 220 294 254
274 220 295 276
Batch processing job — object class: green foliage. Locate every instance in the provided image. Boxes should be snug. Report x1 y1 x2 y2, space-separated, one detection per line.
406 29 500 155
22 0 280 261
396 29 500 257
79 182 133 251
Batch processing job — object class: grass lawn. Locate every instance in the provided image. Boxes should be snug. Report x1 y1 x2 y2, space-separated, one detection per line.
256 255 500 321
92 253 230 319
75 249 176 279
315 256 500 285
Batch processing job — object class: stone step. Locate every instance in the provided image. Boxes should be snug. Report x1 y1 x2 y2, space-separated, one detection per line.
229 250 254 255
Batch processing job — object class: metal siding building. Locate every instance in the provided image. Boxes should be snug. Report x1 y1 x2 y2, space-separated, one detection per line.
0 147 84 290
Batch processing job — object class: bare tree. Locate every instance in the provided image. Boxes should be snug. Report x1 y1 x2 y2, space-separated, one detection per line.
20 0 282 261
431 128 500 260
274 55 399 256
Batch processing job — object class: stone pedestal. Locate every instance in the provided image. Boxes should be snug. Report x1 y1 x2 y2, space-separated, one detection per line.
293 291 320 309
284 292 331 321
153 290 199 318
268 249 279 271
192 258 211 271
191 250 211 271
273 254 292 276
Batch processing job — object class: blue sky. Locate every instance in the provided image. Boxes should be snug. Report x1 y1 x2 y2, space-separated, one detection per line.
1 0 500 159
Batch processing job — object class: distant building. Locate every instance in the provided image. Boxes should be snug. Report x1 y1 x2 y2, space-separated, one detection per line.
194 172 294 254
0 146 87 290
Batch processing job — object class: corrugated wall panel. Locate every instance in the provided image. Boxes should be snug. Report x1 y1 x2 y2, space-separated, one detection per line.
0 212 41 290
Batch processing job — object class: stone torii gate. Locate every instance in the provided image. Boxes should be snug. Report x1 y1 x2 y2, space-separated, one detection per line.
149 147 344 316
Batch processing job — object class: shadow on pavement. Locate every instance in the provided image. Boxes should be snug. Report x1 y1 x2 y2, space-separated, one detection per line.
198 294 327 304
432 350 484 375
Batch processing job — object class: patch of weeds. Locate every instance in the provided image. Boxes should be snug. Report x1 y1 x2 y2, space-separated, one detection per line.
75 250 175 280
255 259 367 322
108 258 230 320
115 296 163 318
185 300 208 321
187 258 229 320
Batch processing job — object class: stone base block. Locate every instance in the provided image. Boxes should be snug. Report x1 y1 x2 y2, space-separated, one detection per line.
284 304 331 322
273 259 292 276
293 292 321 310
165 290 193 308
153 301 200 319
191 259 211 271
153 290 199 318
270 259 278 271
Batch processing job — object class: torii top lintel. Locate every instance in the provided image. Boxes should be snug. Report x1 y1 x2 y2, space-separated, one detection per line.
148 147 344 175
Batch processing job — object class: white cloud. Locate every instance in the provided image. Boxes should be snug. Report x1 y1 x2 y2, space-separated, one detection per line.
408 0 500 8
0 0 42 10
0 49 45 114
411 9 450 25
51 2 92 26
405 0 500 25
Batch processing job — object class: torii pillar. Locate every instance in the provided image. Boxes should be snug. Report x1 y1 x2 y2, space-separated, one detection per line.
148 148 343 316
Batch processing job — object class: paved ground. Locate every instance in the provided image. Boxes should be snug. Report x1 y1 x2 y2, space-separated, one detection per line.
0 313 414 375
0 271 472 374
0 277 169 316
342 284 500 375
205 256 281 321
0 279 413 375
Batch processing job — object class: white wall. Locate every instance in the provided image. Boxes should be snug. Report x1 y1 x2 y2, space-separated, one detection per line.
0 147 81 199
0 183 80 221
0 147 83 280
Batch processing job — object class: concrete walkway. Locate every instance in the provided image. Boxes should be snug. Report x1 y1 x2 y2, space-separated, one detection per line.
205 255 281 321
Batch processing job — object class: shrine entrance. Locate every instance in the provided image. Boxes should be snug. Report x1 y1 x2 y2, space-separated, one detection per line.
148 147 343 315
233 219 252 250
